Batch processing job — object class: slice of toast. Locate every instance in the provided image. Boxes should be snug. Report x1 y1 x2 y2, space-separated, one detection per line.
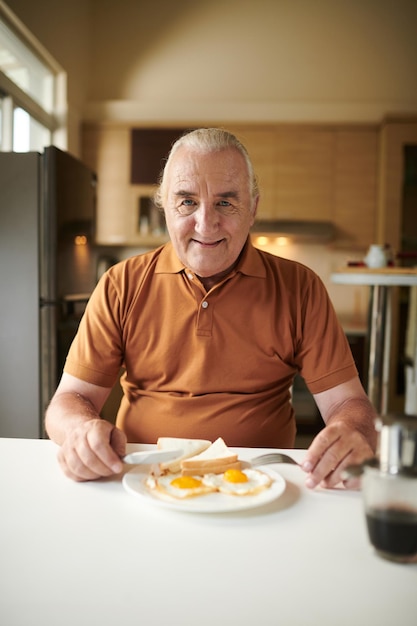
157 437 211 473
181 460 241 476
180 437 238 471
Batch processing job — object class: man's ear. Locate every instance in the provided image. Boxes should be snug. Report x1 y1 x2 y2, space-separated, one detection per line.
250 195 259 224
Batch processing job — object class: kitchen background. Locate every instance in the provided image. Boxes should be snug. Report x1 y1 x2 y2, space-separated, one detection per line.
1 0 417 440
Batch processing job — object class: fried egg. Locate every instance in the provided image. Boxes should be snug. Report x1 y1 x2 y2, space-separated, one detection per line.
202 468 273 495
146 473 216 500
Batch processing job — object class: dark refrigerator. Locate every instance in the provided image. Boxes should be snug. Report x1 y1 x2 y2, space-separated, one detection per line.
0 147 97 438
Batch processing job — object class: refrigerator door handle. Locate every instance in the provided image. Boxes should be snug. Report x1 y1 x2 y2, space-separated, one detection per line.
39 298 58 307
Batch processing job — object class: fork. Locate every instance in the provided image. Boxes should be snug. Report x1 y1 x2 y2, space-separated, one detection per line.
250 452 300 468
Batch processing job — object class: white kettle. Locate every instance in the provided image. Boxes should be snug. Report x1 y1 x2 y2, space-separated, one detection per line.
364 244 387 268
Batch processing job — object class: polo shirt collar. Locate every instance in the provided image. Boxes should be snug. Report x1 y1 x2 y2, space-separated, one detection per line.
155 242 184 274
155 238 266 278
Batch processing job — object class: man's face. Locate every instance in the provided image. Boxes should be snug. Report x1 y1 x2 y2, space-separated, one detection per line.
163 146 258 280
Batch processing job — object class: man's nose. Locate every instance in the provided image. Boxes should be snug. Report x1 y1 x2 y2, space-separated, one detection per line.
194 204 219 233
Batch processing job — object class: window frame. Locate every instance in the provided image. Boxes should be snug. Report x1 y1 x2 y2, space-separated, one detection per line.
0 1 66 151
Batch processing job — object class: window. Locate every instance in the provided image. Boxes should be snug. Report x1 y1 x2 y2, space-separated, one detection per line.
13 106 51 152
0 3 66 152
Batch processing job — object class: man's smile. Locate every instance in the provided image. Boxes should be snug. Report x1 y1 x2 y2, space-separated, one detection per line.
190 238 225 248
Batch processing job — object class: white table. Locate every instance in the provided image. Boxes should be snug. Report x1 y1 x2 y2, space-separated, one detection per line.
331 268 417 414
1 438 416 626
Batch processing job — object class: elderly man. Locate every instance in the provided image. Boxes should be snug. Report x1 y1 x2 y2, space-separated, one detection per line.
45 128 377 487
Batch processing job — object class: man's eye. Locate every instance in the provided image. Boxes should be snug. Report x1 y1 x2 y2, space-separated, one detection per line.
177 199 196 215
217 201 238 215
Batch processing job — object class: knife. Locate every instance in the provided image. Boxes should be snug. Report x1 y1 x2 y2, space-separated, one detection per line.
122 449 183 465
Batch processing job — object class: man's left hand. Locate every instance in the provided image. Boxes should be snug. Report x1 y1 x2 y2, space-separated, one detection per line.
302 420 375 489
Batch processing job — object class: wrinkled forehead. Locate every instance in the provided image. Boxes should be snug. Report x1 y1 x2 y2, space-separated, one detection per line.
165 146 250 194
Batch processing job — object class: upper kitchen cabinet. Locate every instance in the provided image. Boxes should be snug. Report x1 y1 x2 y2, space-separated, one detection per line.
82 124 132 244
82 124 183 245
229 125 334 221
231 124 378 246
130 128 191 184
274 126 334 221
333 128 379 248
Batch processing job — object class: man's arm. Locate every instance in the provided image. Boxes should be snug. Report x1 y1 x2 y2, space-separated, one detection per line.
45 373 126 481
302 377 377 489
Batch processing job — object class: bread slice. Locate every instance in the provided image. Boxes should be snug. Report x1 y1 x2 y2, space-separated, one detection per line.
182 460 241 476
181 437 238 471
157 437 211 473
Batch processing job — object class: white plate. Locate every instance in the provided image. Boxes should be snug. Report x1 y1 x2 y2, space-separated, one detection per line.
123 467 286 513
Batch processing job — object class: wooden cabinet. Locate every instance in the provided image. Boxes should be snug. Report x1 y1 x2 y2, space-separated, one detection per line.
230 124 378 246
82 124 170 246
229 125 334 221
333 128 379 247
82 124 131 244
274 126 334 221
82 122 379 248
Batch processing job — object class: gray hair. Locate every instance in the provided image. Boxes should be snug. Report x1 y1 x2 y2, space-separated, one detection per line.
153 128 259 208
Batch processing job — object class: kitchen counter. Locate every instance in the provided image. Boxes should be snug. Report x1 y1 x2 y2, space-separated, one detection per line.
331 266 417 284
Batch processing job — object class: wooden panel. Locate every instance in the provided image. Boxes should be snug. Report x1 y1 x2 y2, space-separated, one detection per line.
275 127 334 221
130 128 191 184
82 125 131 243
334 129 378 247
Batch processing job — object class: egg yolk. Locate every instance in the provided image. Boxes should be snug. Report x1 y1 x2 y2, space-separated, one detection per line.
170 476 203 489
223 469 249 483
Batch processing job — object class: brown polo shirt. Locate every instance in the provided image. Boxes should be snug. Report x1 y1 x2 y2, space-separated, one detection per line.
64 240 357 447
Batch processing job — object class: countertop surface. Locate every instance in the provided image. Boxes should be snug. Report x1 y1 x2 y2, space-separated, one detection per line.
331 267 417 286
1 438 416 626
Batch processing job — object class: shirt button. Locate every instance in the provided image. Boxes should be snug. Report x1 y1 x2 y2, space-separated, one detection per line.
201 301 209 309
187 273 194 280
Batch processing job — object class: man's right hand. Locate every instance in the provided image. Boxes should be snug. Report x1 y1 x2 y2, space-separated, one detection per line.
57 418 127 481
45 373 124 481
